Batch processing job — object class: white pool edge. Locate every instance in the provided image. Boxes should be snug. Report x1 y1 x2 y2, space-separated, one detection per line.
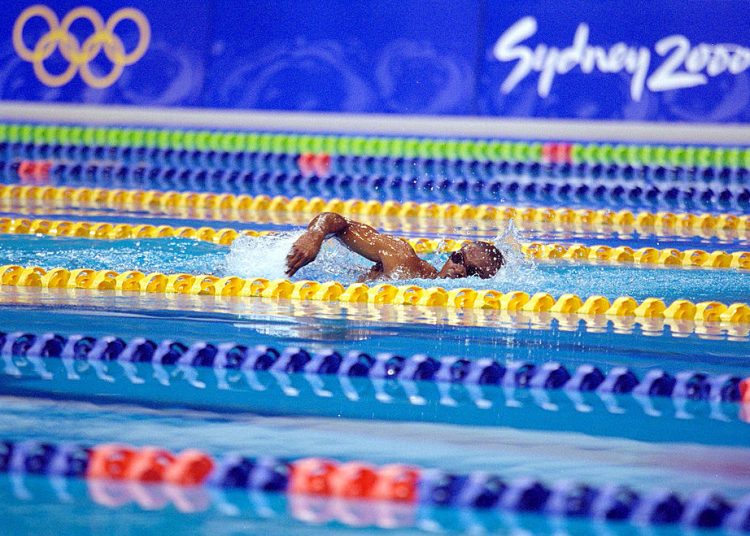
0 101 749 144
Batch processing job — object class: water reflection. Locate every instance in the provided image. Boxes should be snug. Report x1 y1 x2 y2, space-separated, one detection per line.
1 473 674 536
1 351 746 447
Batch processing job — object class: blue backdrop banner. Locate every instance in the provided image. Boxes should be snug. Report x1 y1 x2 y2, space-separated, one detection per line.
478 0 750 123
1 0 210 107
206 0 480 115
1 0 748 123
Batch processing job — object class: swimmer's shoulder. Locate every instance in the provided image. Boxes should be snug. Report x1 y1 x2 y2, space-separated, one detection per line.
383 257 437 280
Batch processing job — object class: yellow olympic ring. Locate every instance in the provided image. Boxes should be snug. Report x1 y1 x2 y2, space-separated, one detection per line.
12 4 150 89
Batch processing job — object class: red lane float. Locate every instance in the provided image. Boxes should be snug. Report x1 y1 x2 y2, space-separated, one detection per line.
87 444 213 486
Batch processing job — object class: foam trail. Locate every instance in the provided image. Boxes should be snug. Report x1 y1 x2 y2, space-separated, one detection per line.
223 232 370 282
224 232 301 280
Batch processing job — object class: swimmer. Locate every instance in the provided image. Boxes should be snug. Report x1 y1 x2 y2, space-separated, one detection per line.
285 212 504 282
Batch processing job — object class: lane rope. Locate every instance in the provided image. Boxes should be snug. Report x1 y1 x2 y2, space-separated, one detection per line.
7 331 746 425
1 121 748 168
4 201 746 244
2 216 749 270
8 158 749 214
1 438 749 531
1 184 748 240
1 264 749 324
3 330 745 403
2 283 746 340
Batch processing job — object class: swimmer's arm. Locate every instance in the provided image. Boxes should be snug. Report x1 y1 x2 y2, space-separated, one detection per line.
286 212 389 276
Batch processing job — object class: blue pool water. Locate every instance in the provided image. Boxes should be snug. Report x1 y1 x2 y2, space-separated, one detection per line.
1 209 748 535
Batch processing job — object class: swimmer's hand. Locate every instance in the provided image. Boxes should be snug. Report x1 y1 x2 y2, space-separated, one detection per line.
285 233 323 277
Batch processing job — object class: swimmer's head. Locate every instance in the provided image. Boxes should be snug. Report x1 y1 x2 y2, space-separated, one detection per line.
437 241 504 279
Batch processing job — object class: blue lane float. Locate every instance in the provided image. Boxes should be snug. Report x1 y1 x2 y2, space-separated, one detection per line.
1 141 748 186
2 140 750 210
13 160 746 212
1 330 745 404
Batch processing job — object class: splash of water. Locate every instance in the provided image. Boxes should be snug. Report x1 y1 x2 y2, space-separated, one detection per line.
417 218 538 290
223 232 370 282
482 218 540 288
490 218 534 271
224 232 300 280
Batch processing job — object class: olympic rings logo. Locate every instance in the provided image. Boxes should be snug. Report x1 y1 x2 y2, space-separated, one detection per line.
12 4 150 89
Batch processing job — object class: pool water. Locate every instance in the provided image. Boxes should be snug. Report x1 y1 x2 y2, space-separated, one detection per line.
1 191 749 533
